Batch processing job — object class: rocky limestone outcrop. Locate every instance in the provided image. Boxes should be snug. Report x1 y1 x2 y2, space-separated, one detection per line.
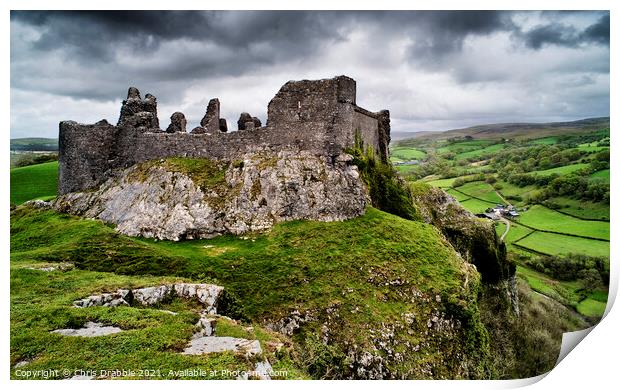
411 184 518 311
53 151 367 241
73 283 225 313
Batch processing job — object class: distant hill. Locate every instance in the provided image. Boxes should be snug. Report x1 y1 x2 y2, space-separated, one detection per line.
397 117 610 142
10 137 58 151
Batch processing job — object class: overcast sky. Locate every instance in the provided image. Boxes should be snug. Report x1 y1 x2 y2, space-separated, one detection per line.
10 10 610 139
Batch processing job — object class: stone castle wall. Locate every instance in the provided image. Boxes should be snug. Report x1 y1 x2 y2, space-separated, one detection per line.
58 75 390 194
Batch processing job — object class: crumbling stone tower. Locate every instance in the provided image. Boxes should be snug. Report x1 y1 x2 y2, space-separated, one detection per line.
58 75 391 194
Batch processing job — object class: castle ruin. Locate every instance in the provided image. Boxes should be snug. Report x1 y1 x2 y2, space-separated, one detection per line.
58 76 391 194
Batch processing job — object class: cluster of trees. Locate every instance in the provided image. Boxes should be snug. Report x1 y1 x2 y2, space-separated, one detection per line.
492 145 584 174
12 153 58 168
522 253 609 292
350 133 420 221
451 173 487 188
556 129 610 147
496 149 609 203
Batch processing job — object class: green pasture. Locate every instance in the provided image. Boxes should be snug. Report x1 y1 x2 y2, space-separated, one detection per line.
517 205 609 240
10 161 59 205
456 181 503 204
515 231 609 258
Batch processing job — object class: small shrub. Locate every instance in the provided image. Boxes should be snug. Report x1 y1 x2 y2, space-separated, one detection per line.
347 131 421 221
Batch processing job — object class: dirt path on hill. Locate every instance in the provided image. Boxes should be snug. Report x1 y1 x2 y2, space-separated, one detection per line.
499 217 510 241
496 190 511 206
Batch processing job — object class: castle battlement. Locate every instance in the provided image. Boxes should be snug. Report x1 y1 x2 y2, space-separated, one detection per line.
58 76 390 194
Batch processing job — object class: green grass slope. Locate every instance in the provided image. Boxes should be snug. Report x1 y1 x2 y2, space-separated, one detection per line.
10 161 58 205
11 206 488 378
10 265 304 379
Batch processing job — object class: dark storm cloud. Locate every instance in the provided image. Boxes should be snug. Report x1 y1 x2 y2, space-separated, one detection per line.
402 11 514 65
10 10 610 138
10 11 349 102
11 11 343 61
522 13 610 49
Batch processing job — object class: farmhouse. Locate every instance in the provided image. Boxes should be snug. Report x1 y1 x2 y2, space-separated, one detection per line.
477 204 519 220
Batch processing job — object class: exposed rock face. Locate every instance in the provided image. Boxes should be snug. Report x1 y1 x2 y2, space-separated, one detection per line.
412 184 515 284
117 87 159 130
53 151 367 240
200 98 221 132
73 283 225 313
22 199 51 209
51 322 123 337
182 336 262 357
166 112 187 133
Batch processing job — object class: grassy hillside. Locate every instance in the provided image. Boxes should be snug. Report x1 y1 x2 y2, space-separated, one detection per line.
403 117 609 141
10 264 305 379
10 161 58 205
11 205 488 378
11 206 471 319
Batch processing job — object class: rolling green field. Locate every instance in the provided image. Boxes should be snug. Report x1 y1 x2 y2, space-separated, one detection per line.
424 175 475 188
517 205 609 240
495 183 538 206
516 266 565 302
577 143 609 153
530 137 558 145
394 164 420 173
590 169 610 183
445 188 471 202
548 197 610 220
390 146 426 161
436 140 493 155
456 181 503 204
454 144 505 161
501 223 533 244
459 198 496 214
516 265 604 317
531 163 589 176
515 231 609 258
576 298 607 318
10 161 58 205
425 177 456 188
396 125 610 324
